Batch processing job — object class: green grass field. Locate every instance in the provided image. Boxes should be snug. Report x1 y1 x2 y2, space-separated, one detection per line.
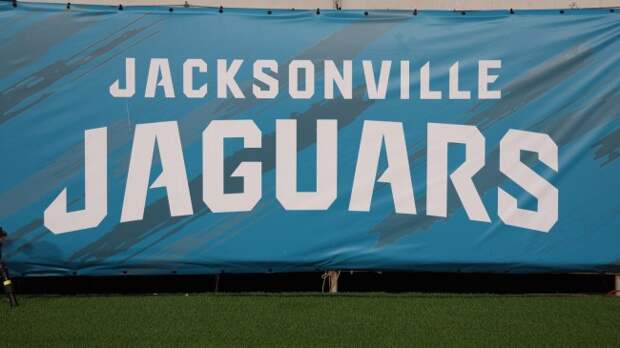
2 294 619 347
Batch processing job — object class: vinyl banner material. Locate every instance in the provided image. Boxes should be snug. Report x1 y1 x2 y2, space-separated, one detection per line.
1 3 619 275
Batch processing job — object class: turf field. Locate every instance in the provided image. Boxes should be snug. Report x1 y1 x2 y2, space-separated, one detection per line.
2 294 619 347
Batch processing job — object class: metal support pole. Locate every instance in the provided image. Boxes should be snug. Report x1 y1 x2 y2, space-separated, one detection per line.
322 270 340 293
0 227 18 308
1 263 18 308
328 271 340 293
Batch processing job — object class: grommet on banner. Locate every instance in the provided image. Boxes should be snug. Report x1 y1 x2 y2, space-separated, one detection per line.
461 11 466 15
509 8 514 14
12 0 17 8
66 2 71 10
413 9 417 15
267 9 272 15
168 7 173 12
364 11 368 16
316 8 320 15
218 5 223 13
610 8 615 13
560 9 565 14
118 4 123 11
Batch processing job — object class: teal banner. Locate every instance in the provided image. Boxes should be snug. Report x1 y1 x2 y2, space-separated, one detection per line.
1 3 619 275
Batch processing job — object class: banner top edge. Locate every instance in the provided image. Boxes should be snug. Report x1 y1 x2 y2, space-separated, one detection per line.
7 0 620 11
5 1 620 14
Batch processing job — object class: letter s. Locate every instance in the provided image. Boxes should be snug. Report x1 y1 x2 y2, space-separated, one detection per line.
498 129 558 232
